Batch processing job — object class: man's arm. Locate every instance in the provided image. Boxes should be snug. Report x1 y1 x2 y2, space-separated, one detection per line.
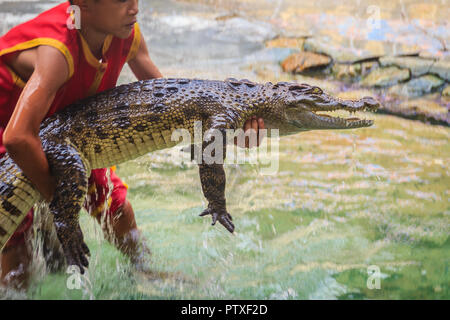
127 31 162 81
3 45 69 202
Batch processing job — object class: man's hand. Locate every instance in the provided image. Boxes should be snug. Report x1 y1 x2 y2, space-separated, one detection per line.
234 117 265 148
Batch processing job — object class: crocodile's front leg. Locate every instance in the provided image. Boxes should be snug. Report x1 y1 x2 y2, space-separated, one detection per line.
45 141 90 273
198 125 234 233
199 163 234 233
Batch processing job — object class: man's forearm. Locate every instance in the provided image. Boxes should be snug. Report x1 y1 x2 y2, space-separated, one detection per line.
129 55 162 81
5 135 55 202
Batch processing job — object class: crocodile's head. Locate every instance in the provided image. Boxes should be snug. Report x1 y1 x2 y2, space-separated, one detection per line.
260 82 379 136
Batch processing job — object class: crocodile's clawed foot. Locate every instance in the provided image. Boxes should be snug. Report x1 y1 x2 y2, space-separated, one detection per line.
54 220 90 274
199 207 235 233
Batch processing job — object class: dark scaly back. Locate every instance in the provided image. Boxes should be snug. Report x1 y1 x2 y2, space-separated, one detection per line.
36 78 298 168
37 79 247 168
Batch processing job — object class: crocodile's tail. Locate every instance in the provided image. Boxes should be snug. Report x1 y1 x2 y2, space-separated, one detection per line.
0 155 41 252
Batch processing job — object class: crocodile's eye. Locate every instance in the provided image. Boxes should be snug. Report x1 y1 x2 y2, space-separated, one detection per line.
312 87 322 94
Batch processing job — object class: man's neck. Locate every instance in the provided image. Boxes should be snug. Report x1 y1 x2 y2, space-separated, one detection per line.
79 25 108 60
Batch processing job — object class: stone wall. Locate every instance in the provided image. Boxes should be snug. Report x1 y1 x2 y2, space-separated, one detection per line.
270 36 449 126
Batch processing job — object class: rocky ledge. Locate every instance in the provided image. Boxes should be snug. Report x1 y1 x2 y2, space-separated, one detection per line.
269 36 449 126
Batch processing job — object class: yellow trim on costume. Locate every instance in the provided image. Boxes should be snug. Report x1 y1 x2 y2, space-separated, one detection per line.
0 38 75 79
78 32 113 68
78 32 113 96
103 35 113 56
78 32 97 67
87 183 96 195
87 68 106 96
110 166 128 189
126 23 141 62
109 166 128 189
90 197 113 218
5 65 26 89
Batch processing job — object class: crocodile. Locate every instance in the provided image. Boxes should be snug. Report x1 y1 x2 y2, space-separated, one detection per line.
0 78 379 272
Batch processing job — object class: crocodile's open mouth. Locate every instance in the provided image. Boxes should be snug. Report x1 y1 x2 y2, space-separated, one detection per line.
305 96 379 129
313 110 374 128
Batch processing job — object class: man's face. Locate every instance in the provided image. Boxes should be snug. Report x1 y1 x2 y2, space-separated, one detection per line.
84 0 139 39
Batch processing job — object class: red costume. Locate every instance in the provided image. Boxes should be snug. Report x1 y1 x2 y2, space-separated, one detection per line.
0 1 141 247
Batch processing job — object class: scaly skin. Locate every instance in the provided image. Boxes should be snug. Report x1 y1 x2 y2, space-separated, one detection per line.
0 78 379 272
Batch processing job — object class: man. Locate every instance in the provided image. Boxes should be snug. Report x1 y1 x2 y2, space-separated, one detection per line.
0 0 265 289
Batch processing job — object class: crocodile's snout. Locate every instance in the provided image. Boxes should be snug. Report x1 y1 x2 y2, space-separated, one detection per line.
281 83 380 130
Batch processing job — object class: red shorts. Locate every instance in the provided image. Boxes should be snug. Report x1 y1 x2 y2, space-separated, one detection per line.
1 154 128 248
83 166 129 219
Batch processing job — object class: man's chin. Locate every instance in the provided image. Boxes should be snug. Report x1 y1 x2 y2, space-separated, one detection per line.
113 29 134 39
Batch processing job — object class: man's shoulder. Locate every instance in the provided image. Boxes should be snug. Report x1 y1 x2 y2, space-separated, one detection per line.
0 2 79 78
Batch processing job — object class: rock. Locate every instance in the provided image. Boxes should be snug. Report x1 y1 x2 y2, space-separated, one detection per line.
388 75 445 98
380 56 450 82
281 51 331 73
215 13 240 21
360 61 379 75
429 60 450 81
332 64 359 80
361 66 410 87
245 47 299 65
332 61 378 81
398 99 448 116
304 37 421 64
419 51 450 61
379 56 434 77
379 98 449 126
407 3 438 20
266 37 305 49
304 37 372 63
443 85 450 97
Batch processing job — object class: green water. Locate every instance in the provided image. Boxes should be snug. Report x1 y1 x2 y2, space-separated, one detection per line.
24 113 448 300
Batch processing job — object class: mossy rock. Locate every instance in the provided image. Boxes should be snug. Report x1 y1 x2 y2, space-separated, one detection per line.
442 85 450 97
332 61 378 81
430 60 450 81
281 51 331 73
379 56 434 77
388 75 445 98
361 66 410 87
